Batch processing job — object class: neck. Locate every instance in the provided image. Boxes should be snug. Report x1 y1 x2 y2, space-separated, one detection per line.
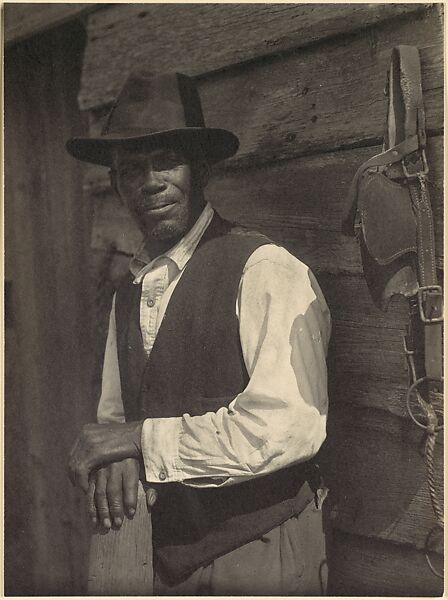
144 236 176 258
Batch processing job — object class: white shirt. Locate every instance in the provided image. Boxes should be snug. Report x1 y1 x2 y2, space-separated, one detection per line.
98 203 331 488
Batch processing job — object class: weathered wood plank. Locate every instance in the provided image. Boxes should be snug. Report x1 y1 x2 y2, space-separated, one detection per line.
4 3 96 45
325 288 410 419
200 12 443 169
83 6 443 169
322 406 443 553
326 528 443 595
88 483 153 595
5 23 94 594
85 137 443 272
90 195 362 274
79 3 429 110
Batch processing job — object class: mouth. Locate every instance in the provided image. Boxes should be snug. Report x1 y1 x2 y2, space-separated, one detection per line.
139 200 177 215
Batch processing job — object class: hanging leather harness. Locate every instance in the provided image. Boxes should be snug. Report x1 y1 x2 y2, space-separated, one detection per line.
343 45 443 577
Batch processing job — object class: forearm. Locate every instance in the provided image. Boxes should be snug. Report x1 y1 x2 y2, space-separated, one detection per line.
141 396 326 488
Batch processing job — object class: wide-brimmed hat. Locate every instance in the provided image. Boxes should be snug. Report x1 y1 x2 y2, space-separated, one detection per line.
66 71 239 167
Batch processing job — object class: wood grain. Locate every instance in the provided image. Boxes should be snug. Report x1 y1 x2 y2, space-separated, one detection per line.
326 297 409 418
88 483 153 595
4 3 95 45
322 406 443 552
4 24 94 594
79 3 428 110
326 528 443 596
82 7 443 170
85 137 443 273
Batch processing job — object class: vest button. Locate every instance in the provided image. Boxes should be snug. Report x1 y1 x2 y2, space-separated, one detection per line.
147 298 155 307
159 471 167 481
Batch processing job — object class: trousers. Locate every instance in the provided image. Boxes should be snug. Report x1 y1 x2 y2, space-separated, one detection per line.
153 499 327 596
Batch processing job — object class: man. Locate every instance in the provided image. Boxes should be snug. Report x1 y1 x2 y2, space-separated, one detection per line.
67 71 331 595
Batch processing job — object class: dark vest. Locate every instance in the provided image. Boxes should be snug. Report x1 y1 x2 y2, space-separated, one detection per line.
115 214 315 584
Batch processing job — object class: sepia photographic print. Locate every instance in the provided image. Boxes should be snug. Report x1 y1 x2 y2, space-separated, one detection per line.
4 2 444 596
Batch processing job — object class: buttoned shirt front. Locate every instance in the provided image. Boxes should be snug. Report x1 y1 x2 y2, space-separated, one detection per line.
98 203 331 488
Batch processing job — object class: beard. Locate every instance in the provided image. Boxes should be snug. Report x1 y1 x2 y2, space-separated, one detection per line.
137 201 191 244
148 218 186 241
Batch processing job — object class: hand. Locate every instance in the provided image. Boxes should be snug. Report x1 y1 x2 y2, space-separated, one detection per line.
87 460 160 532
88 458 140 530
68 421 144 492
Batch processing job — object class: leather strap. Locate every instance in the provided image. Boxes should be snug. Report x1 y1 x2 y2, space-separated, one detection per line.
389 46 442 385
389 46 442 386
387 46 426 149
343 45 442 386
408 177 443 385
343 46 427 236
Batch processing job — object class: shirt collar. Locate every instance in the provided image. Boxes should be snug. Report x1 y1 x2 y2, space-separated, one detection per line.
130 202 214 283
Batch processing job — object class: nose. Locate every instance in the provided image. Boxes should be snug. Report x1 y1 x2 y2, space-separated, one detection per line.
142 167 166 195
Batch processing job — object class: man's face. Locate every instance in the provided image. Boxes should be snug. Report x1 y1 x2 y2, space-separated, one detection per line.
112 146 205 244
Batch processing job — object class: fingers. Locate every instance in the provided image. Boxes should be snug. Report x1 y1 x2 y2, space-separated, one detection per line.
87 478 98 526
95 468 112 530
89 460 140 531
107 463 124 528
122 458 139 518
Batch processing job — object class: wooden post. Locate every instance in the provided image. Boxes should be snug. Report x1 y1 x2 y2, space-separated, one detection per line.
87 483 153 595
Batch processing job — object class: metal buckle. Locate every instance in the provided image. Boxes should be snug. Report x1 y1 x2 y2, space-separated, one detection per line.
417 285 443 323
402 148 429 179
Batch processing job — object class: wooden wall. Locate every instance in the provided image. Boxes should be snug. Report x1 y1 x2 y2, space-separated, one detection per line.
4 3 95 45
4 21 95 594
77 4 443 595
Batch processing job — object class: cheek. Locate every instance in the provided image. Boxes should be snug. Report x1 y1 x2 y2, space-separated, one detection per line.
175 167 192 195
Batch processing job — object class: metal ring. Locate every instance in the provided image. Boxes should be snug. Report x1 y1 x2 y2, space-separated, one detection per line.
424 525 444 579
405 377 443 432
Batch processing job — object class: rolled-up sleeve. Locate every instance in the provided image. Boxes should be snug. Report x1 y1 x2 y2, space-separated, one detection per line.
143 245 331 487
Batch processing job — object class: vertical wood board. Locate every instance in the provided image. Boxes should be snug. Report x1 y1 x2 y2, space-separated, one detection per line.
88 483 153 595
5 23 94 595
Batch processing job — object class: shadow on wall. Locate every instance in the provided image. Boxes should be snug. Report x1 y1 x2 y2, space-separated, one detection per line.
5 20 96 595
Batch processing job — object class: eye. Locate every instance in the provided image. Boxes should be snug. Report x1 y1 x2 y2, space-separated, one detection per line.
152 152 186 171
117 161 143 180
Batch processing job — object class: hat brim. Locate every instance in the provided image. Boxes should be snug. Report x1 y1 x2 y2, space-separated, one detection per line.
66 127 239 167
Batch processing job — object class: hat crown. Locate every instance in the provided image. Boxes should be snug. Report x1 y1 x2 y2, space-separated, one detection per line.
102 71 205 138
66 71 239 166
